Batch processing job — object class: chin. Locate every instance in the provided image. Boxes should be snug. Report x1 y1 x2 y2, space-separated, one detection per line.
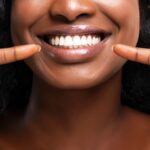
38 70 117 90
49 80 100 90
48 81 100 90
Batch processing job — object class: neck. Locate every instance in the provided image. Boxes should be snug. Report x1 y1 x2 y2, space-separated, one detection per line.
25 71 123 140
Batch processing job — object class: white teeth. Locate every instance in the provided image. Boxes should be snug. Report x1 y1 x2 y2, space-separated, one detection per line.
49 35 101 48
59 36 65 46
55 36 60 46
73 36 81 48
81 36 87 46
51 38 55 45
87 35 92 46
64 36 73 47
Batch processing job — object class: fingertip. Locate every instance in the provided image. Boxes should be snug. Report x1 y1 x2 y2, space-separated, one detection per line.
35 45 41 52
112 44 128 53
112 45 116 52
112 45 119 53
28 44 41 52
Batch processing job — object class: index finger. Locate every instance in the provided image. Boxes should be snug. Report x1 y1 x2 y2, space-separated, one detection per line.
0 44 41 65
113 44 150 65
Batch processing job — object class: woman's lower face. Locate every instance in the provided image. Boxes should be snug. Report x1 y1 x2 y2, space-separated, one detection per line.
11 0 140 89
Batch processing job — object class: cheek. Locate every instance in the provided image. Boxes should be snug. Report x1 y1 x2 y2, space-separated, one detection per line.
119 4 140 45
95 0 140 45
11 1 48 27
95 0 139 24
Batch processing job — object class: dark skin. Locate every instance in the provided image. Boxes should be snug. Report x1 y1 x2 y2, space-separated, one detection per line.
0 0 150 149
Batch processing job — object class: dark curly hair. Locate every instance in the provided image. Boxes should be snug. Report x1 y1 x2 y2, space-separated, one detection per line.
0 0 150 113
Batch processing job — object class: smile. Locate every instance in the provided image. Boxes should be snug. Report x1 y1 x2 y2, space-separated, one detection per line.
37 25 112 63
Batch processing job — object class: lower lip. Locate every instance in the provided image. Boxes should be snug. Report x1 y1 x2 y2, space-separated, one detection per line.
40 39 107 64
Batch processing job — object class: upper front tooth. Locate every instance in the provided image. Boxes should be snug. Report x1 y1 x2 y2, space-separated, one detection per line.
73 36 81 47
64 36 73 47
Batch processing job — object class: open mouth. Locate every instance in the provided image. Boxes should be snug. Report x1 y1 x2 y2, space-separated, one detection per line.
36 26 112 63
38 32 110 49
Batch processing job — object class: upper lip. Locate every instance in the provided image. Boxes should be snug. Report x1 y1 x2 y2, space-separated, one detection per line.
36 25 112 37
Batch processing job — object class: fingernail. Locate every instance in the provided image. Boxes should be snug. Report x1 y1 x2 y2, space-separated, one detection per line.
112 45 115 51
33 45 41 52
28 44 41 52
37 45 41 52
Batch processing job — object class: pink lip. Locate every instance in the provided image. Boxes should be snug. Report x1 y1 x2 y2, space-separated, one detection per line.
37 25 111 36
40 39 108 64
36 25 111 64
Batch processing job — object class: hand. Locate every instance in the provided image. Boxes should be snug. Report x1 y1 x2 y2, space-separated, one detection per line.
0 44 41 65
113 44 150 65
